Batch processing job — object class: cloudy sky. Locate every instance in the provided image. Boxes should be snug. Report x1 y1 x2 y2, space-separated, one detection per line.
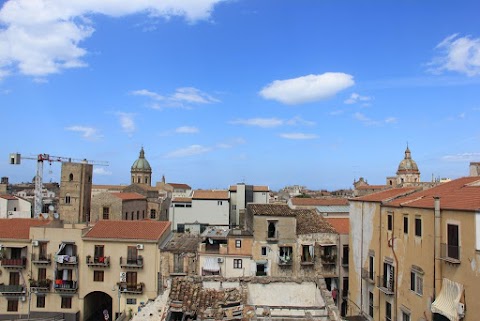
1 0 480 191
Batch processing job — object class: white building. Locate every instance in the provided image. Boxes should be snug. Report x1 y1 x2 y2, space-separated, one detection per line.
229 184 269 227
0 194 31 218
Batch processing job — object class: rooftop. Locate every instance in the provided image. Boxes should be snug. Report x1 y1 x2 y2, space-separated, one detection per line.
193 190 229 200
162 233 202 253
325 218 350 234
0 218 51 240
169 183 192 190
84 220 170 241
229 185 269 192
248 203 297 217
0 194 17 200
112 192 146 201
290 198 349 206
351 187 418 202
296 209 337 235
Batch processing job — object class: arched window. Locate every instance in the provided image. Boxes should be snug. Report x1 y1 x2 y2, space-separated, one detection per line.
69 173 73 181
65 194 71 204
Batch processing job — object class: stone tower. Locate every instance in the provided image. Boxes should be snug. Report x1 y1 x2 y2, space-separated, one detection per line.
396 146 420 186
131 147 152 186
58 161 93 223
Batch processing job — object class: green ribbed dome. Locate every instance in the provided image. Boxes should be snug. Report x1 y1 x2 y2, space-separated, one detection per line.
131 147 151 172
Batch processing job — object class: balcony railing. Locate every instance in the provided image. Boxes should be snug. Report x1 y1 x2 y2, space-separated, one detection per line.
56 255 78 265
54 280 78 293
118 282 144 294
440 243 460 264
31 253 52 265
86 255 110 267
321 254 337 265
29 279 52 292
1 257 27 269
361 268 375 283
278 256 293 266
120 256 143 269
377 275 394 295
0 284 26 294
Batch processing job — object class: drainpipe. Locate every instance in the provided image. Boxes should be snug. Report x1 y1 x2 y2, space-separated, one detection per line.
434 196 442 301
391 213 398 321
360 201 364 316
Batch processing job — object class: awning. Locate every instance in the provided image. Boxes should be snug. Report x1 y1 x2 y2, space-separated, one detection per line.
431 278 464 321
202 257 220 272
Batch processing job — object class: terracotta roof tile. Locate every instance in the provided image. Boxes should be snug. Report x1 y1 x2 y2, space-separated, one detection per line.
113 192 146 201
248 204 297 216
84 220 171 241
296 209 338 235
193 190 229 200
351 187 418 202
325 218 350 234
0 194 17 200
291 198 349 206
0 219 51 240
162 233 201 253
169 183 191 189
386 177 480 211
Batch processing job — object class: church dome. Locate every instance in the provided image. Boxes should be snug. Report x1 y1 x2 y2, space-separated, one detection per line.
397 147 419 174
131 147 152 172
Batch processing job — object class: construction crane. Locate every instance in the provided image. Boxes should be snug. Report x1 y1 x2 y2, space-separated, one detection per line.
9 153 108 218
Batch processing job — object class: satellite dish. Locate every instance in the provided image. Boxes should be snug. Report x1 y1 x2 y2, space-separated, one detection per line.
48 205 54 212
54 213 59 219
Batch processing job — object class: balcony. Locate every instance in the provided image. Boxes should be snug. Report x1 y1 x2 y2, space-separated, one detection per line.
118 282 144 294
300 256 315 266
56 255 78 266
0 257 27 269
278 256 293 266
54 280 78 293
321 254 337 265
377 275 395 295
120 256 143 269
31 253 52 265
0 284 26 295
29 279 52 292
440 243 461 264
86 255 110 267
361 268 375 283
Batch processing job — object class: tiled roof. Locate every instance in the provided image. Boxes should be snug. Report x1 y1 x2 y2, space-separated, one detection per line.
296 209 338 235
193 190 229 200
291 198 349 206
169 183 191 189
162 233 201 253
92 184 126 190
0 219 51 240
0 194 17 200
325 218 350 234
351 187 418 202
84 220 171 241
172 197 192 203
112 192 146 200
248 204 297 217
386 177 480 211
229 185 270 192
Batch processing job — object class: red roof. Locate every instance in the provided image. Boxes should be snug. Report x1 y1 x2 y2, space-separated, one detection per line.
0 219 51 240
84 220 171 241
0 194 17 200
325 218 350 234
387 177 480 211
113 193 146 201
193 190 229 200
351 187 418 202
291 198 349 206
169 183 191 190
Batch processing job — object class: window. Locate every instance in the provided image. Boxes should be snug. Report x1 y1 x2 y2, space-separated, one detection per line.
65 195 71 204
342 245 349 266
36 296 46 308
369 255 374 280
94 245 104 259
232 205 237 210
126 272 137 288
402 311 411 321
415 217 422 237
102 207 109 220
267 221 277 239
177 224 185 233
145 177 148 184
279 246 292 264
404 215 409 234
61 297 72 309
150 209 156 219
387 213 393 231
368 292 374 318
8 299 18 311
233 259 242 269
136 211 139 220
127 246 137 264
217 201 223 205
386 301 392 321
410 269 423 295
127 298 137 305
301 244 314 263
447 224 460 260
94 270 104 282
235 240 242 248
69 173 73 181
38 267 47 280
137 177 141 183
383 262 395 292
261 247 267 256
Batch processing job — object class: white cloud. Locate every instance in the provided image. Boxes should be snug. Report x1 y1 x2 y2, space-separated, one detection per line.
344 92 372 105
0 0 226 78
279 133 318 140
285 116 316 126
229 118 284 128
65 125 102 140
216 138 246 148
329 110 345 116
165 144 212 158
428 34 480 76
131 87 219 109
116 112 135 135
442 152 480 162
93 167 112 176
259 72 355 105
175 126 199 134
354 112 397 126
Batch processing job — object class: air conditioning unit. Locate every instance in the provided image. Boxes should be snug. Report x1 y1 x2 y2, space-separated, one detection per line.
136 244 144 250
217 257 224 263
32 240 39 247
7 211 13 216
458 303 465 317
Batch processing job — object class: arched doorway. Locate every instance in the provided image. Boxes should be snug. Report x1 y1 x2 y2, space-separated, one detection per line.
84 291 112 321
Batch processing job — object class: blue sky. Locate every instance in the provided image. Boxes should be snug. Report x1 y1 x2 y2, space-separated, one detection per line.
1 0 480 191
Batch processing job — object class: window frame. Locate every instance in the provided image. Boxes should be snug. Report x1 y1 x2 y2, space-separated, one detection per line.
387 213 393 231
61 297 72 309
102 206 109 220
368 291 374 318
235 240 242 248
7 299 18 311
415 217 422 237
233 259 243 269
36 295 46 308
403 215 409 234
94 270 105 282
410 269 423 296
